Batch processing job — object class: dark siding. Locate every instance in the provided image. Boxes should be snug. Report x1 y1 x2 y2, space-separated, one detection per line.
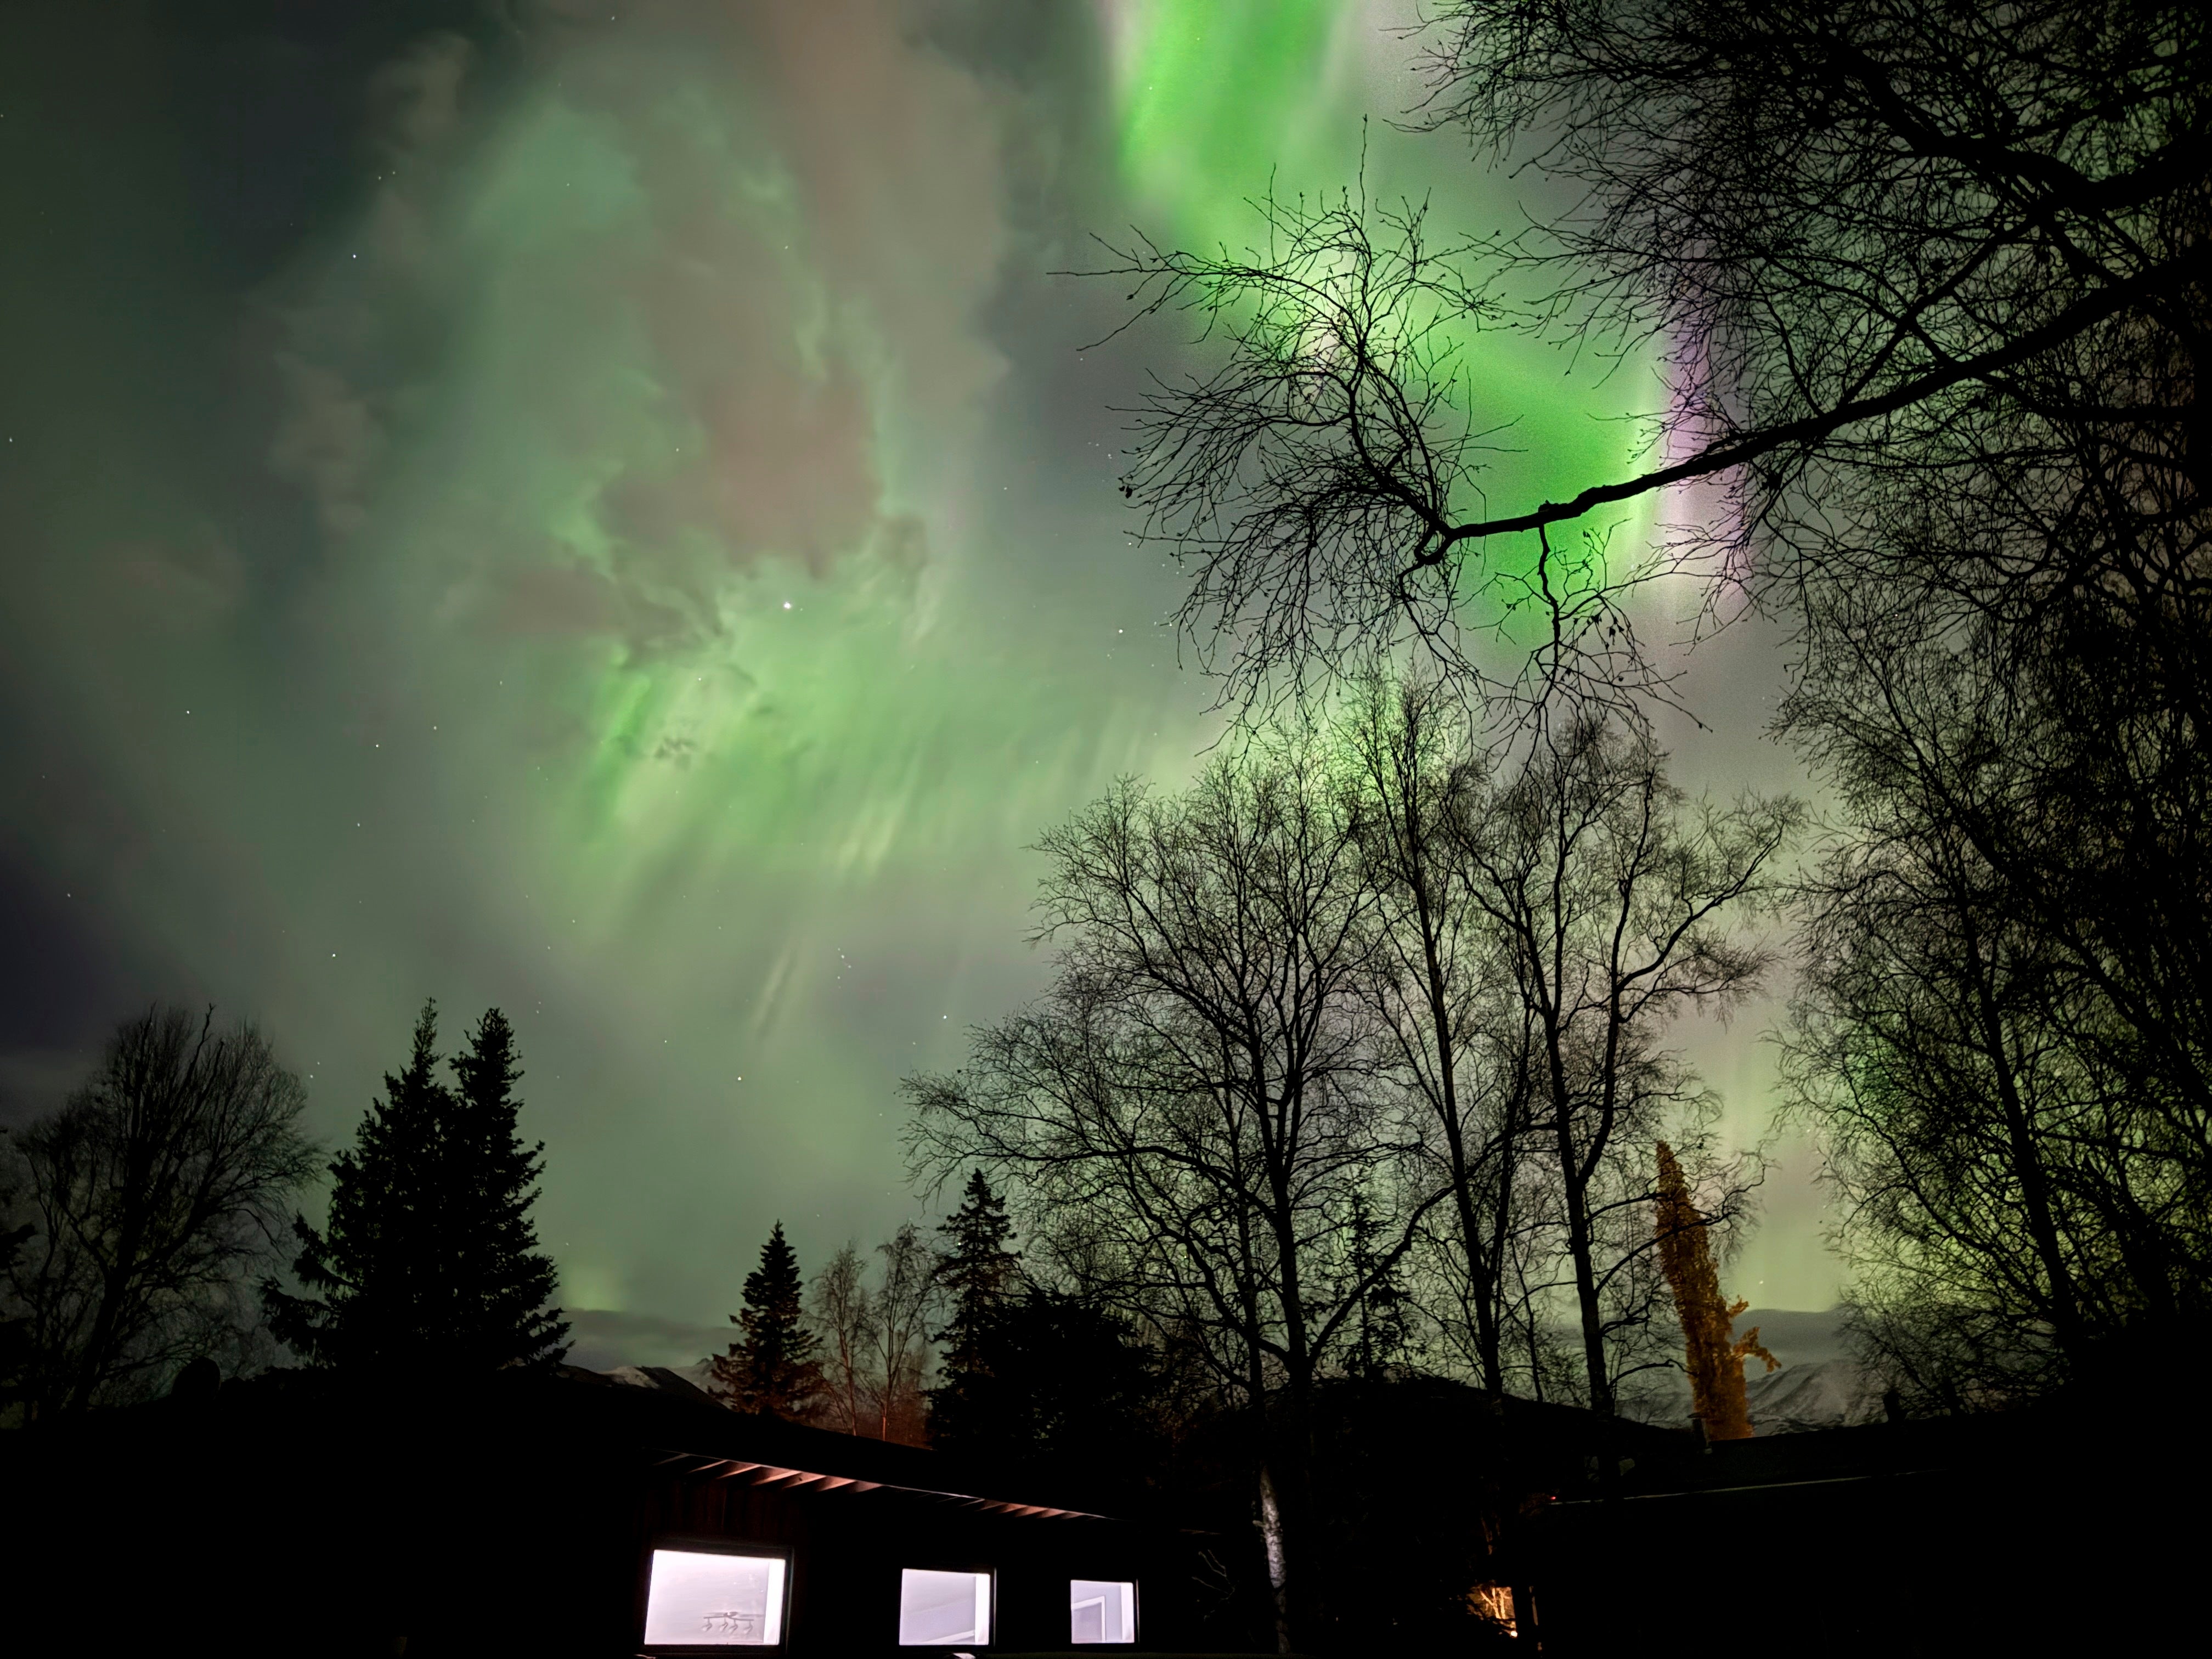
1 1370 1198 1657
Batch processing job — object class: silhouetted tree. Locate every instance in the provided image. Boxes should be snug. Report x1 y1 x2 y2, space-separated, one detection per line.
443 1008 568 1366
867 1222 936 1444
1100 2 2204 720
713 1222 821 1418
907 737 1423 1651
1342 1186 1412 1380
933 1171 1020 1389
928 1173 1166 1468
1421 0 2203 639
3 1007 317 1416
266 1004 444 1367
1781 624 2212 1402
1438 19 2212 1395
1341 673 1547 1393
267 1001 566 1369
929 1286 1163 1477
1459 716 1792 1413
806 1241 871 1434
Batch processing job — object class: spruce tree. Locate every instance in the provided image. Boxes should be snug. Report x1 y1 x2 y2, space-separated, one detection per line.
443 1008 568 1367
265 1002 567 1370
712 1222 821 1417
267 1002 447 1368
926 1184 1164 1469
933 1170 1019 1380
927 1172 1023 1443
1344 1186 1411 1380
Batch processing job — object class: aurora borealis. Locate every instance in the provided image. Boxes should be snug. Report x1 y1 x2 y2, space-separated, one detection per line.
0 1 1836 1351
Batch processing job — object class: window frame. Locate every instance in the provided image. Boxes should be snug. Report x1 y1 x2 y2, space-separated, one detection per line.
637 1534 796 1656
1067 1576 1141 1647
894 1562 998 1650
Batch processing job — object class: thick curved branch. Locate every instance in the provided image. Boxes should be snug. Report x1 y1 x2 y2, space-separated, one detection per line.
1412 257 2184 561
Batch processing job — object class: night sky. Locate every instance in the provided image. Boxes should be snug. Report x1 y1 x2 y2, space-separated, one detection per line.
0 1 1838 1353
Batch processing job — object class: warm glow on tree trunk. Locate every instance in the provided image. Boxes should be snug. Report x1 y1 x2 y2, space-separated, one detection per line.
1655 1142 1776 1439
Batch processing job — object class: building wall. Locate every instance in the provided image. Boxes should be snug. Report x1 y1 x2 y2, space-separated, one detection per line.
0 1376 1197 1657
623 1466 1166 1653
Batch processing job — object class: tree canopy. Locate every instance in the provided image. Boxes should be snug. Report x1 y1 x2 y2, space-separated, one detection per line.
2 1007 317 1417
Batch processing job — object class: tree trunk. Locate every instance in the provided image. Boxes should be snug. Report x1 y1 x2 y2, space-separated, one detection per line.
1560 1153 1612 1416
1415 887 1505 1392
1257 1459 1293 1655
1537 988 1613 1415
1965 926 2086 1364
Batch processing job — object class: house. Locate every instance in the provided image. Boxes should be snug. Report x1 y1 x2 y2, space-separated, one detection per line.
0 1363 1209 1656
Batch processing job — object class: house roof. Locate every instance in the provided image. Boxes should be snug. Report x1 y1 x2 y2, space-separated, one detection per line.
544 1363 1120 1520
2 1361 1146 1526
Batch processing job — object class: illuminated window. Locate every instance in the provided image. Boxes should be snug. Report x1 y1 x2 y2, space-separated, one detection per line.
1070 1579 1136 1644
898 1568 992 1646
643 1548 787 1647
1466 1583 1519 1636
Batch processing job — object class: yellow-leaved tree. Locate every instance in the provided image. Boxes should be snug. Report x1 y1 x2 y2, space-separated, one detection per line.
1655 1141 1775 1439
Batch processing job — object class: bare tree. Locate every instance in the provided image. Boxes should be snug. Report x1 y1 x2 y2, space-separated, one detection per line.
2 1007 319 1417
1098 189 1666 723
1339 672 1548 1393
1427 10 2212 1293
1103 5 2200 706
867 1223 936 1445
1782 594 2212 1402
1458 717 1797 1412
1419 0 2202 575
806 1241 873 1436
906 739 1421 1652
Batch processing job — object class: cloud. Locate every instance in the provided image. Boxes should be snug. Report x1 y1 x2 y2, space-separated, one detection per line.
366 29 472 163
263 32 477 545
267 354 383 539
266 3 1015 654
108 527 249 635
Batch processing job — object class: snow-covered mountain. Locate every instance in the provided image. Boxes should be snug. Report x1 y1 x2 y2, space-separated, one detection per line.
566 1307 725 1394
602 1362 721 1400
1627 1307 1884 1434
1742 1357 1883 1432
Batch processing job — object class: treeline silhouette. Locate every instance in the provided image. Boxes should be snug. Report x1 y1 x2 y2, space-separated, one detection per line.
706 1175 1164 1465
1 1000 565 1419
0 1002 1171 1488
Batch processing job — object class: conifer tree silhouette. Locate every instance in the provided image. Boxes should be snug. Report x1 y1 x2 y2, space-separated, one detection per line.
443 1008 568 1367
713 1222 821 1417
933 1170 1020 1381
266 1002 567 1369
1345 1186 1411 1379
